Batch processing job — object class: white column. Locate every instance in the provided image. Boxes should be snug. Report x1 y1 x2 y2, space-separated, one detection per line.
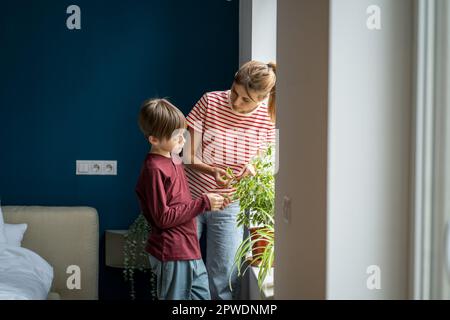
275 0 330 299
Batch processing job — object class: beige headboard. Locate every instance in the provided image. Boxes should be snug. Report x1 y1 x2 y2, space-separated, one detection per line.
2 206 99 300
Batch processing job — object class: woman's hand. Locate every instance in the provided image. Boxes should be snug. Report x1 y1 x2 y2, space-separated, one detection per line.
236 164 256 181
212 167 233 187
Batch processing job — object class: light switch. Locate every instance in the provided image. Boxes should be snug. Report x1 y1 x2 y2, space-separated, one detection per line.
282 196 291 224
79 163 89 173
76 161 90 174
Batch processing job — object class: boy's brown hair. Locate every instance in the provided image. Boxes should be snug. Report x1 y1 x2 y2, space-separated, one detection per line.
138 98 187 140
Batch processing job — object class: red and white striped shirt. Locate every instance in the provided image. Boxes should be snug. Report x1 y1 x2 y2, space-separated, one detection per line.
185 90 276 200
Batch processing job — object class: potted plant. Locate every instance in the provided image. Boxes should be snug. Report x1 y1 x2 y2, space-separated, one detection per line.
228 144 275 291
123 213 157 300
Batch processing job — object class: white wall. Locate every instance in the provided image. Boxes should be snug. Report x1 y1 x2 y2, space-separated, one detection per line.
275 0 413 299
327 0 412 299
239 0 277 65
251 0 277 63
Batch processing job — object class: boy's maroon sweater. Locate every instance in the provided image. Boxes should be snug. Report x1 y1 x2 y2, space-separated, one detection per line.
135 153 210 261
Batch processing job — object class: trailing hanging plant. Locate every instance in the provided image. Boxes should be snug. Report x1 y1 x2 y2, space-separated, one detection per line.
123 213 157 300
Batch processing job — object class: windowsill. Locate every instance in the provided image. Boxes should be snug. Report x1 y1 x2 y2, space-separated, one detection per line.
249 266 274 300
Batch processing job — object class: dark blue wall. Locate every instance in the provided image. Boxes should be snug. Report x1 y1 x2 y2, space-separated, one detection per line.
0 0 239 299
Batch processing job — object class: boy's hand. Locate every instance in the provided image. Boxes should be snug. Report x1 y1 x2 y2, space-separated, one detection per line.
205 193 225 211
220 194 231 210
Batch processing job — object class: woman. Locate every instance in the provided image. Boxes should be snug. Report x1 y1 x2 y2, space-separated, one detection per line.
184 61 276 300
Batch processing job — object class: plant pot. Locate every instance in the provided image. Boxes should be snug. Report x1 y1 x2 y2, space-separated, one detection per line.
249 226 274 267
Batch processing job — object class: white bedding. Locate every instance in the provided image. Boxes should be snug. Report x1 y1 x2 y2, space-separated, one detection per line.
0 244 53 300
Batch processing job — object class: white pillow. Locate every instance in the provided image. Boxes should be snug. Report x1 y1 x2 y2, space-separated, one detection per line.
0 206 7 244
4 223 28 247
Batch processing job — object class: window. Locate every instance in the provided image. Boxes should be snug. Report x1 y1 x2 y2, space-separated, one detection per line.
413 0 450 300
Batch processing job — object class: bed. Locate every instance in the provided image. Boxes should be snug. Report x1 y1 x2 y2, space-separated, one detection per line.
1 206 99 300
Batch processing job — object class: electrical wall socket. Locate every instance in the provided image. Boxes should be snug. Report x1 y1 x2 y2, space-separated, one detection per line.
76 160 117 175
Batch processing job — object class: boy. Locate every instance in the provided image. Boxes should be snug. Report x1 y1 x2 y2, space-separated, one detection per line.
135 98 227 300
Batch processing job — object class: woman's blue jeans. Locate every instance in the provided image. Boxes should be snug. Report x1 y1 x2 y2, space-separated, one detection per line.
197 201 244 300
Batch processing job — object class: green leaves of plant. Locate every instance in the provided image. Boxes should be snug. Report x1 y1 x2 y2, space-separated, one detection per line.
229 144 276 293
234 145 275 227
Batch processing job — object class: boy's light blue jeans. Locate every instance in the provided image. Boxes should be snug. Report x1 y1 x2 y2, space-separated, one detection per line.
148 255 211 300
197 200 243 300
